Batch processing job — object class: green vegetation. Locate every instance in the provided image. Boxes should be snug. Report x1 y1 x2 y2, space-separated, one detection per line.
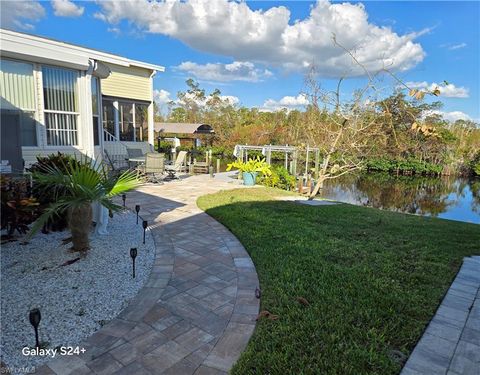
30 157 141 252
261 165 296 190
366 158 443 175
27 152 82 231
471 152 480 176
158 79 480 177
227 157 272 175
1 176 40 239
197 188 480 375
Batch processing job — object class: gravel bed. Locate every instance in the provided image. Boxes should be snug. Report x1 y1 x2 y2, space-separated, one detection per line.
0 211 155 369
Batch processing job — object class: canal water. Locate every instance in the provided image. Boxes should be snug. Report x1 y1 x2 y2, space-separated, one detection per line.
319 173 480 224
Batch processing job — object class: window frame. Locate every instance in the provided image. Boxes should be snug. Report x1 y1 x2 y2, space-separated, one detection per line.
91 76 101 146
0 58 39 147
41 64 81 147
102 96 151 143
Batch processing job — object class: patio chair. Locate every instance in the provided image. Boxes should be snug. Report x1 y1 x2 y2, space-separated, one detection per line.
126 148 145 168
126 148 144 159
165 150 187 179
104 149 128 176
138 153 165 183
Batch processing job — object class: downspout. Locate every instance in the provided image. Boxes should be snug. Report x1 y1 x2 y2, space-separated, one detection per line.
148 70 157 147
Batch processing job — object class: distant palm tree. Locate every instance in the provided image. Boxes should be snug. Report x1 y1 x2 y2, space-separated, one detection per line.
30 158 142 252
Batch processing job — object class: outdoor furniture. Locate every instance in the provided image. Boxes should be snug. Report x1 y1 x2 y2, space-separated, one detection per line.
104 149 129 175
128 156 146 163
126 148 145 168
193 160 209 174
138 153 165 183
165 150 187 179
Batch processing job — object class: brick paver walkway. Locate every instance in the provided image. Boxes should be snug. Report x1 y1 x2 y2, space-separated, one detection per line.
401 255 480 375
36 173 259 374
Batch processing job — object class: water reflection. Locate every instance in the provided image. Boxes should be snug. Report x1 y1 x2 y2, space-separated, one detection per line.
320 173 480 224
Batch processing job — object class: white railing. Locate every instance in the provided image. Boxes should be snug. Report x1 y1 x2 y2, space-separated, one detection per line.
103 129 119 142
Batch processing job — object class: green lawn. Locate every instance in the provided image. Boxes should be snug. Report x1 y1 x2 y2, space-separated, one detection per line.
197 188 480 375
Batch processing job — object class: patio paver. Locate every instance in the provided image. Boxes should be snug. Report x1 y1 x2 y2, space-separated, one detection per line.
401 255 480 375
36 173 259 374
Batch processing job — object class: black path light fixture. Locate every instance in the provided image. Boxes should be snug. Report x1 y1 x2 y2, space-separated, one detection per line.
142 220 148 244
122 194 126 207
29 308 41 348
130 248 138 278
135 205 141 224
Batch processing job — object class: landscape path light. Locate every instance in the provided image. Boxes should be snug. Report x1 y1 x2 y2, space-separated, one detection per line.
135 205 140 224
130 247 137 278
122 194 126 207
142 220 148 244
29 308 41 348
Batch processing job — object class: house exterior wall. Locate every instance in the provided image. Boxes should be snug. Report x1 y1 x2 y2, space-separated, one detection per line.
17 61 93 167
1 29 163 169
101 63 152 102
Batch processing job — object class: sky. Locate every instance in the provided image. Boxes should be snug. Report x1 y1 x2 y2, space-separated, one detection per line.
1 0 479 122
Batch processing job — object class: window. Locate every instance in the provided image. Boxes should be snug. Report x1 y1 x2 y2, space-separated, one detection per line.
0 59 37 146
42 66 79 146
135 104 149 142
102 99 115 139
91 77 100 146
119 102 134 141
101 99 150 142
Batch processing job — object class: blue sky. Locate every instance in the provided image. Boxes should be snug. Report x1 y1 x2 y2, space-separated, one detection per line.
2 0 479 122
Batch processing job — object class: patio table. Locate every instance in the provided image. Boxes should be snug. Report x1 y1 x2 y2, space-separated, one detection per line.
128 157 146 163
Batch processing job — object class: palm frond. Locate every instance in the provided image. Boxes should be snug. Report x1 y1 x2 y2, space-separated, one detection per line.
107 170 142 197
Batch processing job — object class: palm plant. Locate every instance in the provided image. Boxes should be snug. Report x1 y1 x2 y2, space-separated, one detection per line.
29 158 142 252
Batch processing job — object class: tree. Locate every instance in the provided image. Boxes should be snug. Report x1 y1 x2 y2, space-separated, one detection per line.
30 159 141 253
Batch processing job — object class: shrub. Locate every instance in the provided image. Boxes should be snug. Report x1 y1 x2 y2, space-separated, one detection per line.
227 157 272 176
27 153 81 232
30 158 141 253
1 176 40 239
156 141 174 154
366 158 443 175
262 165 296 190
471 152 480 176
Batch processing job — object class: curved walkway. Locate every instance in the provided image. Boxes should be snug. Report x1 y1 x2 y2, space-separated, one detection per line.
401 255 480 375
37 174 259 375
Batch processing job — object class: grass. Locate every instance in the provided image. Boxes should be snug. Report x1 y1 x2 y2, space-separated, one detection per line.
197 188 480 375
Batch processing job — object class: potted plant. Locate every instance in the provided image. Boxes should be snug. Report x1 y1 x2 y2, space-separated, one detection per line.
28 157 141 253
226 157 272 186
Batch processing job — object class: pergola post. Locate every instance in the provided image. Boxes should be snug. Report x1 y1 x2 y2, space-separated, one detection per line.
292 150 298 176
305 145 310 177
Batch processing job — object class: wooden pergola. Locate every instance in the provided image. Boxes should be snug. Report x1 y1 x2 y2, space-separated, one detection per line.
233 144 321 178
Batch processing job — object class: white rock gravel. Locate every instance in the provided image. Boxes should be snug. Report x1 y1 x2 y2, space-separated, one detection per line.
0 211 155 369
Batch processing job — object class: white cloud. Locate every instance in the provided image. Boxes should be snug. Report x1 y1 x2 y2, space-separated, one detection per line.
449 43 467 50
219 95 239 105
176 61 273 83
154 89 173 106
406 81 469 98
261 94 309 112
427 110 472 123
51 0 84 17
178 92 240 107
107 27 121 35
441 42 467 51
154 89 239 108
95 0 425 77
0 1 45 30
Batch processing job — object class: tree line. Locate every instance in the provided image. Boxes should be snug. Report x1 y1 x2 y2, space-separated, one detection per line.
156 77 480 178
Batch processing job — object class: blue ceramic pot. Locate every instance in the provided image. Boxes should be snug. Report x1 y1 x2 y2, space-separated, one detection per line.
242 172 258 186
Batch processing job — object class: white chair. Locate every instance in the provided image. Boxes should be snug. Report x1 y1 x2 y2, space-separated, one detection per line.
165 151 187 179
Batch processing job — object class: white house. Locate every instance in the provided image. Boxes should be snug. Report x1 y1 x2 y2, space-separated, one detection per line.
0 29 164 172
